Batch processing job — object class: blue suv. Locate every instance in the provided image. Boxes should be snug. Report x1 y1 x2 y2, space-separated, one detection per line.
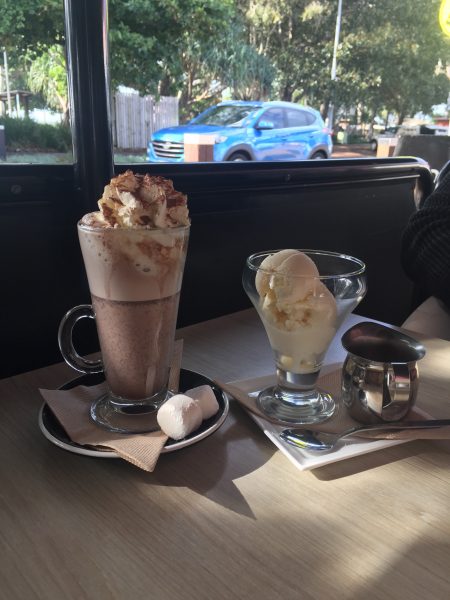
147 101 332 162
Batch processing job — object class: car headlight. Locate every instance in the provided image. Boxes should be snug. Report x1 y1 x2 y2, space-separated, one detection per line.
215 135 228 144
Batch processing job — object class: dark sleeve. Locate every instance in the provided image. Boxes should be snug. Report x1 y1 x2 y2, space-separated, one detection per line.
401 171 450 308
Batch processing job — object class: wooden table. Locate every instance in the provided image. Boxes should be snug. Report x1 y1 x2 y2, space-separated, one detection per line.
2 309 450 600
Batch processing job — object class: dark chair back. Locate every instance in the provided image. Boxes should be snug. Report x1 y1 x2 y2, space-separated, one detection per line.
142 158 431 328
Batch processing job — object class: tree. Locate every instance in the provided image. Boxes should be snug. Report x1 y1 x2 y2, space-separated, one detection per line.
108 0 276 118
27 44 69 121
0 0 64 114
1 0 448 129
325 0 450 125
0 0 63 52
108 0 235 99
237 0 337 108
203 23 275 103
237 0 449 126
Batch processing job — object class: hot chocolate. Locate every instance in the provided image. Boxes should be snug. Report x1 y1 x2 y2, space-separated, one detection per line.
91 294 181 400
78 222 189 403
58 170 191 432
78 171 190 407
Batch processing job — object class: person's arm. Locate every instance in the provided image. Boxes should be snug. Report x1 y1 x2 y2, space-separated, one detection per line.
401 171 450 307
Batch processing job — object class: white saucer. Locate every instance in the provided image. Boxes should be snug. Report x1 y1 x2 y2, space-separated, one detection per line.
39 369 229 458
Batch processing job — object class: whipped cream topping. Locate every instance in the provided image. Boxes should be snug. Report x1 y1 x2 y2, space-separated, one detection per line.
81 170 190 229
78 171 190 302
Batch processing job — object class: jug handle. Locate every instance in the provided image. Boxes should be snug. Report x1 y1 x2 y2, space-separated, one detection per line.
385 363 411 406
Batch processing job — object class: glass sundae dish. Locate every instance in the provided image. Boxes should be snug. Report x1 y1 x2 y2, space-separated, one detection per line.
243 249 367 424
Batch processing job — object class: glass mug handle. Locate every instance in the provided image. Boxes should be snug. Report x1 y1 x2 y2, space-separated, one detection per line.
58 305 103 374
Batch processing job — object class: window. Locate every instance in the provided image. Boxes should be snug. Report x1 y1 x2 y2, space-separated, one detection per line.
3 1 447 166
258 108 285 129
0 2 72 164
107 1 448 166
193 105 260 127
286 109 315 128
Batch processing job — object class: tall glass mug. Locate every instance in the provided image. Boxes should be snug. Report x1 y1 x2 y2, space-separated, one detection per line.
58 222 190 433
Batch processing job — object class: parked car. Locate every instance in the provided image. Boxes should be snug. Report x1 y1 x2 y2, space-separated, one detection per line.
369 123 449 152
147 100 332 163
368 126 400 152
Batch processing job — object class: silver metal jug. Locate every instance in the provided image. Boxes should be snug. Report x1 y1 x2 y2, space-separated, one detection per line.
341 322 426 424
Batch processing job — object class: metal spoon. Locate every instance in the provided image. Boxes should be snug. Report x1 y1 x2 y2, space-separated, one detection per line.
279 418 450 451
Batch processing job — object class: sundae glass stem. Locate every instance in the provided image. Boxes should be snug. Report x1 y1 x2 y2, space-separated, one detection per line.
277 366 320 396
257 365 335 424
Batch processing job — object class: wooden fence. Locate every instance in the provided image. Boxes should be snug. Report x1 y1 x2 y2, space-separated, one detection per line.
113 93 179 150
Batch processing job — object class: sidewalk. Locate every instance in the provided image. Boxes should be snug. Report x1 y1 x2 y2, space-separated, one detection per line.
332 144 375 158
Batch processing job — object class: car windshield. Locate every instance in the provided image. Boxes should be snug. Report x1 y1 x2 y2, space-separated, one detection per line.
192 105 260 127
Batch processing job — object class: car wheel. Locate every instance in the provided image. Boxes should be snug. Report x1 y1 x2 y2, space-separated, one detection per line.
369 139 377 152
228 152 250 162
310 151 327 160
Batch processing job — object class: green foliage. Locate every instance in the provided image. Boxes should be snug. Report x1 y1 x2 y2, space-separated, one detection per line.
0 1 68 118
109 0 238 111
334 0 450 121
237 0 337 106
0 0 448 132
27 45 68 117
0 0 63 51
204 23 275 102
0 116 71 152
236 0 449 125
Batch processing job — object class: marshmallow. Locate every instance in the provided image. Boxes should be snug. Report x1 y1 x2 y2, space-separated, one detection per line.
157 394 202 440
185 385 219 420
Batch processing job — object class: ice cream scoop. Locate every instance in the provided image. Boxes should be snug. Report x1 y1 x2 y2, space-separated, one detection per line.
267 252 322 304
255 249 300 296
257 249 337 374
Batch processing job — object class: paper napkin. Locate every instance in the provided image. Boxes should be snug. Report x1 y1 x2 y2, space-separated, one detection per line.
218 369 450 441
39 340 184 471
